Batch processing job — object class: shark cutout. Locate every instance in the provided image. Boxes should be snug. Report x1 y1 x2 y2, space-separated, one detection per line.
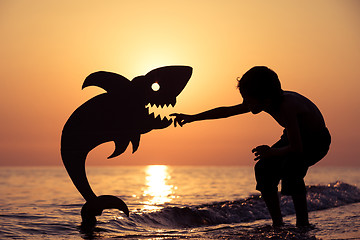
60 66 192 228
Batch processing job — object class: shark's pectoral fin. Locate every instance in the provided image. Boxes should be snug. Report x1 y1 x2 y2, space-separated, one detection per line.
131 134 141 153
108 139 130 159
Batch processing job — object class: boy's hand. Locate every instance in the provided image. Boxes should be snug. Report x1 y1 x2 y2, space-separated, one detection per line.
252 145 271 161
169 113 193 127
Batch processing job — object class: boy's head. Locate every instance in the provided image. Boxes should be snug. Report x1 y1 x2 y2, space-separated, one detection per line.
237 66 283 114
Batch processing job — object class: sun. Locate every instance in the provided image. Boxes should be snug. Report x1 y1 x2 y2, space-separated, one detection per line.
142 165 175 211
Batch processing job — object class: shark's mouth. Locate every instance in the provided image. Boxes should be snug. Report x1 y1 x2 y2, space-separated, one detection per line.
145 100 176 130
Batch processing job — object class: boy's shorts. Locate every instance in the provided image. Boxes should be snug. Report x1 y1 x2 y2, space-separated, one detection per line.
255 127 331 196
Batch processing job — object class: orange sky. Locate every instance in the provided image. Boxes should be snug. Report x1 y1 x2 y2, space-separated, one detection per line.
0 0 359 166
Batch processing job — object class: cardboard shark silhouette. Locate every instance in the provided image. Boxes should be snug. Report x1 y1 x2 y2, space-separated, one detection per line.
61 66 192 227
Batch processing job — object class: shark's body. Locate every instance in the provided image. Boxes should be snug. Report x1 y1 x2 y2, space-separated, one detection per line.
60 66 192 227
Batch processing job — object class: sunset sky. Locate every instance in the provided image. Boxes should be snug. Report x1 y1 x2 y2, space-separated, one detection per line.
1 0 359 166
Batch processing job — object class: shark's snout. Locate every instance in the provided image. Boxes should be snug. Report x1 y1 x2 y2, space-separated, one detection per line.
132 66 192 107
133 66 192 132
146 65 192 104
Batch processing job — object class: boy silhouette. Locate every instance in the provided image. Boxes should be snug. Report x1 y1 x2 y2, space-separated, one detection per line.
171 66 331 227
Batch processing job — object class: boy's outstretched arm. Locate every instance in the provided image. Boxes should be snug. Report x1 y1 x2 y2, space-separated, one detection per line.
170 104 249 127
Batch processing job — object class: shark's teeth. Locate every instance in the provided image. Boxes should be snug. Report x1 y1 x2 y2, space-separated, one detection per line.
145 100 177 124
170 99 176 107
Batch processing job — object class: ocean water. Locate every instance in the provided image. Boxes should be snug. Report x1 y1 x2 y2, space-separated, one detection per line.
1 166 360 239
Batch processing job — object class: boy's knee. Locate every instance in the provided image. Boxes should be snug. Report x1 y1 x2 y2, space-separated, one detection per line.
254 159 279 177
254 160 266 176
255 160 281 193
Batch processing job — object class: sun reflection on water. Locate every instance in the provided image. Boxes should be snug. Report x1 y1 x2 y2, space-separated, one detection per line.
142 165 175 212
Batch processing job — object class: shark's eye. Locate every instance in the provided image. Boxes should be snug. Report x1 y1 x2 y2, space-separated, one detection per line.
151 82 160 91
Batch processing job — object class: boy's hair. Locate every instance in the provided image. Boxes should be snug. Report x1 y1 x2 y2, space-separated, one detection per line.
237 66 283 102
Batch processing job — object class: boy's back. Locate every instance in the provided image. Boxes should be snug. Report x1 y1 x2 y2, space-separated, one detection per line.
267 91 326 133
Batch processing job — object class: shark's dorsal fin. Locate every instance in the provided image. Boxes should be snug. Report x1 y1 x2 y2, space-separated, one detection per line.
82 71 131 93
108 139 130 159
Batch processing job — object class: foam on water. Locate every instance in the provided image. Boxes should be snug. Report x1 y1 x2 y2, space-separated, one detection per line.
114 181 359 229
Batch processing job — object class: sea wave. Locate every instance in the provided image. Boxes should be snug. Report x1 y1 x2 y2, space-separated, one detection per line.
1 181 360 239
128 181 360 228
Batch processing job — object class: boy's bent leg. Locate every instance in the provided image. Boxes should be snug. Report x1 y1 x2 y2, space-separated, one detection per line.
281 158 309 227
262 191 284 227
292 192 310 227
254 160 283 227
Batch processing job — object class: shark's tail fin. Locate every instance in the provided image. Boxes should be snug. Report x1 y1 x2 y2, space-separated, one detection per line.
81 195 129 229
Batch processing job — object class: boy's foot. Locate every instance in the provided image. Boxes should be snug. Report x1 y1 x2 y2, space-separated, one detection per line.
272 221 285 229
296 220 310 227
296 223 316 231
